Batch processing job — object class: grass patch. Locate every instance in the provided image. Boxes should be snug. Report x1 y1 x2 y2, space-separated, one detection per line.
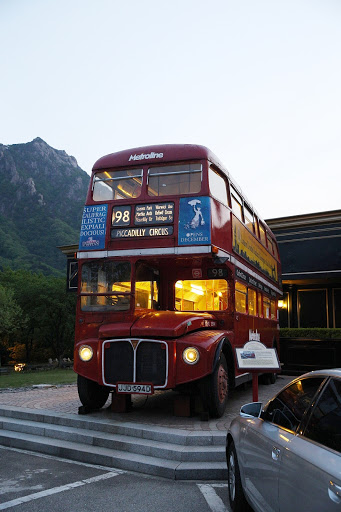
0 368 77 389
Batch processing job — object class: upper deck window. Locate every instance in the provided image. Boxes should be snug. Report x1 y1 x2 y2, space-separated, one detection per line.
209 166 229 206
244 204 255 233
259 222 267 246
231 187 243 221
266 234 274 255
148 163 202 197
92 169 143 201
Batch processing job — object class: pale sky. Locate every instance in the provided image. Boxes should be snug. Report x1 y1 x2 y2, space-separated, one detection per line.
1 0 340 219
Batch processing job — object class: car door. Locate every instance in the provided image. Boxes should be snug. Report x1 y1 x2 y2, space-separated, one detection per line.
278 377 341 512
240 376 324 512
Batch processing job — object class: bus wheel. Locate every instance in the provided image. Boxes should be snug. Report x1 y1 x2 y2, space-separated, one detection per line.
201 353 229 418
77 375 110 409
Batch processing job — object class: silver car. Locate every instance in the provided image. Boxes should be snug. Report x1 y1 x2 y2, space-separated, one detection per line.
226 369 341 512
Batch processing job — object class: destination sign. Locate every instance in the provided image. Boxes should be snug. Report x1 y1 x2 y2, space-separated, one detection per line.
111 226 174 239
134 202 174 225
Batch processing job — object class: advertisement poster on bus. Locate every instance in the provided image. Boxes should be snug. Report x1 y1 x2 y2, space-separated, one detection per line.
232 217 278 282
79 204 108 250
178 196 211 246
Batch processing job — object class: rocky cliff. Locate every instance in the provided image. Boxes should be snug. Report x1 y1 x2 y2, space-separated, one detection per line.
0 138 90 275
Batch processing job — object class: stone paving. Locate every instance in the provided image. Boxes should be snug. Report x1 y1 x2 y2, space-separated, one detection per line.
0 374 292 431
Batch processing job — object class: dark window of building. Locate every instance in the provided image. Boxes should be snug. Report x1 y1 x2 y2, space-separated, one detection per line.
298 289 328 328
333 289 341 328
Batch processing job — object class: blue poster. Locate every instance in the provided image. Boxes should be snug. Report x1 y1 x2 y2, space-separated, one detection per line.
178 196 211 246
79 204 108 250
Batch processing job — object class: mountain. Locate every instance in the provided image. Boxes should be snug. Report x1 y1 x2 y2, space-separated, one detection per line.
0 138 90 275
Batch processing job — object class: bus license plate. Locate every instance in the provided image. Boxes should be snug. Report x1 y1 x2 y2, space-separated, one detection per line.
117 383 153 395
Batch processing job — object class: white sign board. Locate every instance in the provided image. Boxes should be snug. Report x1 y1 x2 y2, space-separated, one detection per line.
236 341 280 371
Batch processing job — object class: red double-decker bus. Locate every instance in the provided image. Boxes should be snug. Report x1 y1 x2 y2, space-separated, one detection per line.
74 145 282 417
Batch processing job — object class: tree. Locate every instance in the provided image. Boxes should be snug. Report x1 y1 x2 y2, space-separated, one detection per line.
0 284 26 365
0 268 76 364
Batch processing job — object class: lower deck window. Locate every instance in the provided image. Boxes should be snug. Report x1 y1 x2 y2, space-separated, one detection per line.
248 288 257 316
263 297 271 319
135 262 159 310
81 260 131 311
175 279 228 311
235 282 247 313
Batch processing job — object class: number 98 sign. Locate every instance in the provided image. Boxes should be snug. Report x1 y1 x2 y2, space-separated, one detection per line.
112 206 131 226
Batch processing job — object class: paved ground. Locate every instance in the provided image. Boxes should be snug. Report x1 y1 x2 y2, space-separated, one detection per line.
0 374 292 431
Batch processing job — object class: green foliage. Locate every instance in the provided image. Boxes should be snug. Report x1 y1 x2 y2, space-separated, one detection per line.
0 268 76 365
280 328 341 340
0 285 26 338
0 368 77 389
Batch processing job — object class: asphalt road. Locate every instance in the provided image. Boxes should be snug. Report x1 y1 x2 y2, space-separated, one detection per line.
1 446 232 512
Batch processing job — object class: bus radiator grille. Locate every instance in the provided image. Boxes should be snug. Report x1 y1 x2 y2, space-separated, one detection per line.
104 341 134 384
103 340 167 387
136 342 166 386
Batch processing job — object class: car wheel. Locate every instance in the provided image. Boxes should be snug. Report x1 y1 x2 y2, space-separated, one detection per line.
77 375 110 409
200 353 229 418
227 441 251 512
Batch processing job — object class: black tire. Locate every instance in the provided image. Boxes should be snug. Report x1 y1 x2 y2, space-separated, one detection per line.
261 372 277 385
200 353 229 418
77 375 110 409
227 441 251 512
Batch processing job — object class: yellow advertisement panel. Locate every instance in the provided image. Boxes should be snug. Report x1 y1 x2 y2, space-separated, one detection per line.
232 218 278 282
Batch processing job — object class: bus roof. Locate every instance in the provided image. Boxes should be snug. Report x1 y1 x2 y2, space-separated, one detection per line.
92 144 276 239
92 144 224 172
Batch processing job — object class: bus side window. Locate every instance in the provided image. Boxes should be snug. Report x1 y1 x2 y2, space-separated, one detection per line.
263 297 271 318
259 222 267 246
258 293 262 317
273 239 279 260
209 166 229 206
231 186 243 221
235 282 247 313
248 288 257 316
244 203 255 233
267 234 274 255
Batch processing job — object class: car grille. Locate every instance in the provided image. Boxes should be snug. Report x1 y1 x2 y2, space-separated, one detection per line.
103 339 167 387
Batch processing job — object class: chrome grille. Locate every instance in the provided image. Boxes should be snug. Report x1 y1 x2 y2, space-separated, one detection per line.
103 339 168 388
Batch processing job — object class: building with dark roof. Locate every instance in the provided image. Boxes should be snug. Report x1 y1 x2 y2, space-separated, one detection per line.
267 209 341 328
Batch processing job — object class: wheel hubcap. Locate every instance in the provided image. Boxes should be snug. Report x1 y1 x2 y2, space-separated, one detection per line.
228 452 236 501
218 364 228 402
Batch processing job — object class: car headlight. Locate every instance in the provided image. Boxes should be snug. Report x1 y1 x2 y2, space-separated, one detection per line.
79 345 93 362
183 347 199 365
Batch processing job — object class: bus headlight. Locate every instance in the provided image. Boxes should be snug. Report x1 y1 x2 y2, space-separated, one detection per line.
79 345 93 362
183 347 199 365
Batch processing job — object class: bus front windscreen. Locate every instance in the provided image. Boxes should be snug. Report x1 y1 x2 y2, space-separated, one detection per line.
92 169 143 201
148 163 202 196
81 260 131 311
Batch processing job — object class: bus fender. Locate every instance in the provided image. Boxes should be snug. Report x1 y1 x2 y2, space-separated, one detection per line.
212 336 235 388
212 337 226 372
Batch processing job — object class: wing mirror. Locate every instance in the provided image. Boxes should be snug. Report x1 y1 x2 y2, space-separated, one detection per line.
240 402 263 418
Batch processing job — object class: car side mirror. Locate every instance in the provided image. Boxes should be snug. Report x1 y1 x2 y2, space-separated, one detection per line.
240 402 263 418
